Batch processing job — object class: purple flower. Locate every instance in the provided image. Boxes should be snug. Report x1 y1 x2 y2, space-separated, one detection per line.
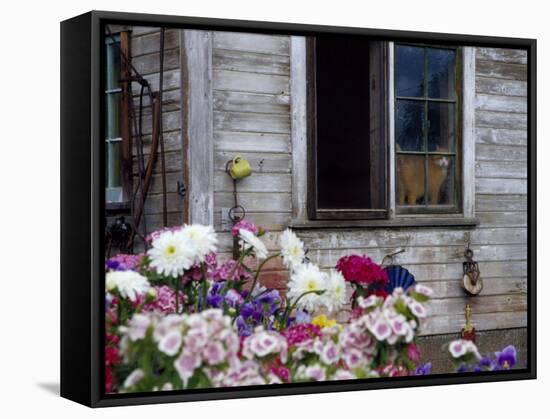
294 310 311 324
495 345 517 369
235 316 252 337
415 362 432 375
231 220 258 237
456 363 470 373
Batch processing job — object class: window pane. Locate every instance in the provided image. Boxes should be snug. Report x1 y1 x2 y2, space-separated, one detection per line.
107 141 122 188
396 100 425 151
397 154 425 206
315 36 379 210
428 102 455 152
106 93 121 140
427 155 454 205
427 48 455 99
396 45 424 97
106 42 121 91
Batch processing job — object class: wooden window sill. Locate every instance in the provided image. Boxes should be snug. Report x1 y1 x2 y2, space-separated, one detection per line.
290 216 479 230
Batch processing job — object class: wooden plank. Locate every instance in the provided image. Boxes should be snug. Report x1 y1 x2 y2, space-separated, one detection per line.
132 151 182 175
307 244 527 268
214 211 291 232
214 172 291 193
137 110 182 136
182 30 214 225
213 69 290 95
147 171 183 194
141 212 185 234
475 94 527 114
215 192 291 212
213 32 290 56
476 110 527 130
462 47 476 220
215 132 291 153
427 277 527 299
299 229 470 250
291 36 309 225
213 48 290 75
476 177 527 194
295 227 526 250
429 294 527 316
131 29 179 57
132 48 180 76
409 260 527 281
131 26 160 36
131 68 181 95
476 47 527 65
419 311 527 336
471 227 527 245
213 91 290 114
134 89 182 114
476 127 527 147
476 59 527 81
144 192 185 214
215 151 291 173
475 160 527 179
137 130 182 153
476 144 527 161
477 211 527 227
476 194 527 212
214 111 290 134
476 76 527 97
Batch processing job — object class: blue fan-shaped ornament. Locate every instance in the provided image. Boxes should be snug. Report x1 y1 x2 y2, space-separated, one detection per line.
384 265 416 293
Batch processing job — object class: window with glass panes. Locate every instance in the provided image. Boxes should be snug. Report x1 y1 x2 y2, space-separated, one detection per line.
105 35 123 203
394 44 460 214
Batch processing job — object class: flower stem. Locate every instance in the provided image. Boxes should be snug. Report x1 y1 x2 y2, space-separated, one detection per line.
244 253 281 303
279 290 325 331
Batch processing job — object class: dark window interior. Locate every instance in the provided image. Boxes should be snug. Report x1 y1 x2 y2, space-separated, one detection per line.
315 37 373 210
311 36 386 219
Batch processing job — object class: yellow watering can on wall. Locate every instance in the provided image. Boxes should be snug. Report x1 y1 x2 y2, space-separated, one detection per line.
228 156 252 180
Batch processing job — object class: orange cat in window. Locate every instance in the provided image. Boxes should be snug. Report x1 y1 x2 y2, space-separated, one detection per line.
397 146 450 205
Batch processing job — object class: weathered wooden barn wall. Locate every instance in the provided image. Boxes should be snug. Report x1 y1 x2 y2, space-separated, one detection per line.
211 32 528 337
129 27 186 235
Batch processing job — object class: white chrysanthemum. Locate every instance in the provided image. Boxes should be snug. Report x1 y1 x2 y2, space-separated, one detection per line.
323 270 347 313
279 228 305 270
239 229 268 259
148 230 195 277
287 263 327 311
181 224 218 263
106 270 150 302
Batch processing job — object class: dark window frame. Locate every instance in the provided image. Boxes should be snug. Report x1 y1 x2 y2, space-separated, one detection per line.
306 36 388 221
394 43 463 216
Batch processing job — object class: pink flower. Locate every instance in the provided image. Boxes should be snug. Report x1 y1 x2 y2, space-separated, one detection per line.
336 254 389 297
407 343 421 363
174 350 201 385
231 220 258 237
282 323 322 346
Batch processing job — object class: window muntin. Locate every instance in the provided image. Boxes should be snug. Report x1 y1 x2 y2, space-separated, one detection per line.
105 35 123 203
394 44 460 213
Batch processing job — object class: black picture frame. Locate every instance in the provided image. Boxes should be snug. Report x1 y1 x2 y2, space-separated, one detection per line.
60 10 537 408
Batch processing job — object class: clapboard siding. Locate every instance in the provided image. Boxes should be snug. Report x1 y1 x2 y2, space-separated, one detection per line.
212 31 293 245
128 28 185 238
213 31 290 56
213 48 290 75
